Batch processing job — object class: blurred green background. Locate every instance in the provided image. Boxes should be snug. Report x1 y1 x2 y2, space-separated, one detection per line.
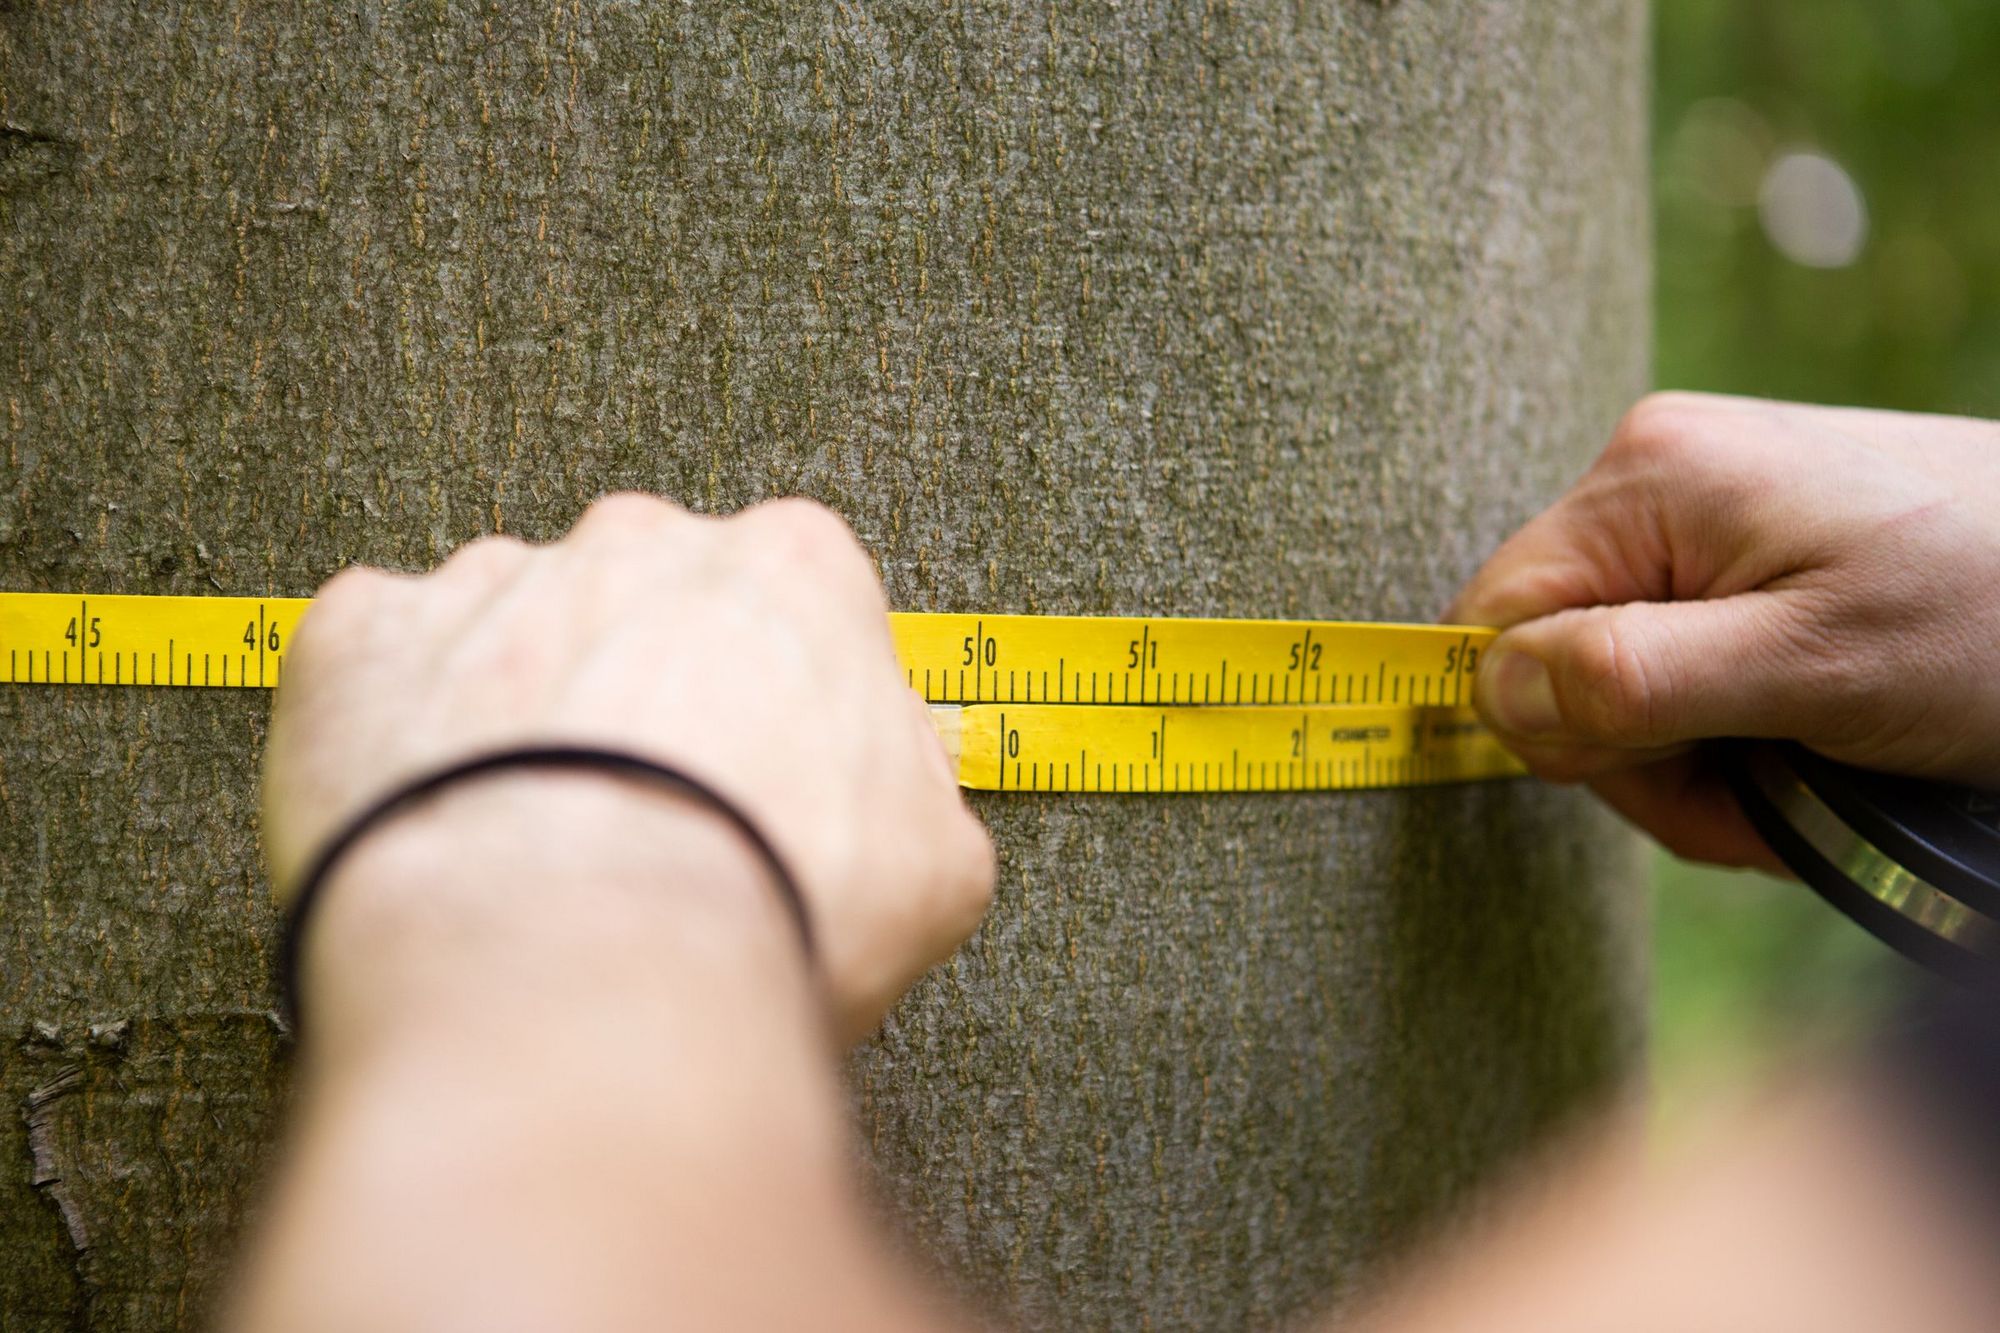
1649 0 1999 1111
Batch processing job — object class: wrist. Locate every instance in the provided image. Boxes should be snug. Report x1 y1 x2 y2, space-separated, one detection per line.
293 770 815 1066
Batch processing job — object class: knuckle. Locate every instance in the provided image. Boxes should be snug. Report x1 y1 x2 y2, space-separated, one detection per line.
1601 394 1763 499
753 497 861 553
459 532 527 557
292 566 395 664
1607 391 1720 466
1604 393 1779 513
741 498 881 593
575 491 682 537
311 564 393 618
440 533 527 578
1566 609 1670 744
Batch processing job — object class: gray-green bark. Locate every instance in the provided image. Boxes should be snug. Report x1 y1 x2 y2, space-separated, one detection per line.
0 3 1650 1329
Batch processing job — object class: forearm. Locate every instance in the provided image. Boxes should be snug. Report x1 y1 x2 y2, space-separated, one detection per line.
229 776 957 1332
1340 1078 2000 1333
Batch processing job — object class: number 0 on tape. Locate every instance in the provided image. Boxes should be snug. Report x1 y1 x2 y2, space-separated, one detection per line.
0 592 1521 794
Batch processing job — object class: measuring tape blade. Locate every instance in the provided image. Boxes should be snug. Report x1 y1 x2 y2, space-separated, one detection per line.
1 593 1494 707
1 591 1521 794
0 592 312 689
894 612 1487 709
942 704 1522 793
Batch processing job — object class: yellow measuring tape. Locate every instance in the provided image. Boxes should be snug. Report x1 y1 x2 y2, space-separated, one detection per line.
0 592 1521 794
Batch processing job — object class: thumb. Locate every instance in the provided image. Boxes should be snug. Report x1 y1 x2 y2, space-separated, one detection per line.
1474 594 1814 751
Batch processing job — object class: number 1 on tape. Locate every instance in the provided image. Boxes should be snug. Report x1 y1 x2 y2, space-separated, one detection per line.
0 591 1521 795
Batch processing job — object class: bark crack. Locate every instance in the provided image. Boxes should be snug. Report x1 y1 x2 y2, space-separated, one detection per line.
24 1063 92 1259
0 123 81 192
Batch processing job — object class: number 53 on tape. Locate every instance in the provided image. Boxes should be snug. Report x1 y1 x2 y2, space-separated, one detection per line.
0 592 1521 794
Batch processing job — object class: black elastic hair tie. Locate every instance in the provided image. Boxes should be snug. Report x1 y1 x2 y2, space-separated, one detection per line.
277 745 814 1038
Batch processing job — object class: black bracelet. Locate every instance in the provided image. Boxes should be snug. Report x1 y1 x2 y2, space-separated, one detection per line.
276 745 814 1038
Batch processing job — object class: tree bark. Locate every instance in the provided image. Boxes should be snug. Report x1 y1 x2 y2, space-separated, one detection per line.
0 2 1649 1328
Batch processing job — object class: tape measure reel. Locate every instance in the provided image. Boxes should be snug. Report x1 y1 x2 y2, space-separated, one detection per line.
1728 742 2000 976
0 592 1521 795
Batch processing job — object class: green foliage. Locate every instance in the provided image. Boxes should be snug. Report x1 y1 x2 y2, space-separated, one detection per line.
1656 0 2000 413
1650 0 1998 1094
1650 852 1909 1115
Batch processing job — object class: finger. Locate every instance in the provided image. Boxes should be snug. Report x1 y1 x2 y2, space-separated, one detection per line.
424 536 538 657
1584 752 1791 876
1449 393 1809 628
1473 593 1824 752
725 499 896 658
903 688 960 790
729 498 886 607
1495 736 1693 786
566 491 700 549
902 691 995 926
545 494 711 634
283 565 415 686
432 533 530 591
266 567 425 897
1447 490 1660 628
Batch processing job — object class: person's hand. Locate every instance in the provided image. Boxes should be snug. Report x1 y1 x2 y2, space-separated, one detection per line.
1450 392 2000 870
263 494 995 1042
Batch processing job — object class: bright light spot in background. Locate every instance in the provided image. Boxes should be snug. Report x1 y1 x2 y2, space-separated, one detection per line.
1758 151 1870 268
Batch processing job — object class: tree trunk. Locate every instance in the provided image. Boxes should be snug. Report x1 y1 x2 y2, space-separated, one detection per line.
0 3 1649 1328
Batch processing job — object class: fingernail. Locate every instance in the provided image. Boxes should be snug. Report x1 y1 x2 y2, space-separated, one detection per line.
1481 651 1562 737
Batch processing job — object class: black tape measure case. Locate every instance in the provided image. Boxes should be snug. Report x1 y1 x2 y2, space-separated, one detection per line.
1729 741 2000 976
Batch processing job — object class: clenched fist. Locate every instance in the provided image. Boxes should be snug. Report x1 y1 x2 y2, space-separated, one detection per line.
264 495 994 1045
1453 392 2000 870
